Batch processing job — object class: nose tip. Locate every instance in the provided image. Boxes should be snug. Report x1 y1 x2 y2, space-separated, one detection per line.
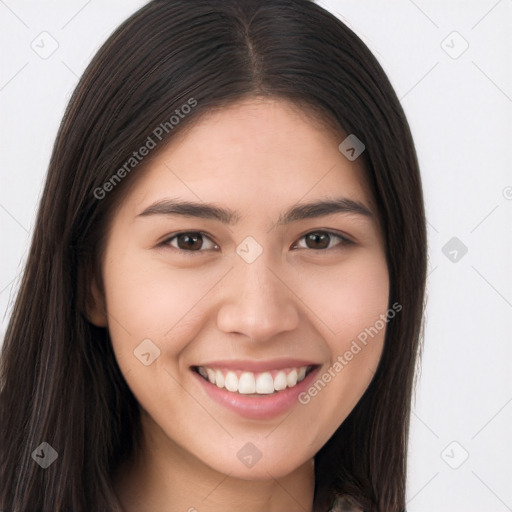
215 258 300 342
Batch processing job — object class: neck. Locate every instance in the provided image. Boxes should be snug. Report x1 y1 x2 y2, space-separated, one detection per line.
113 414 315 512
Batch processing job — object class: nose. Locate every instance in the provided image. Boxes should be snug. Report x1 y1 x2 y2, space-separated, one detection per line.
216 251 300 343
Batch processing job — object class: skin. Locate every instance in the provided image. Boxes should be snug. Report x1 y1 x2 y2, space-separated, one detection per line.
88 97 389 512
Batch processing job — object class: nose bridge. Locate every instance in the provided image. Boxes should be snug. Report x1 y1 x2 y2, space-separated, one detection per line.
237 254 279 305
215 241 300 340
233 234 282 299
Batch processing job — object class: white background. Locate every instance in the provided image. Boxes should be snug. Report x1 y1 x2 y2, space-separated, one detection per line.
1 1 511 510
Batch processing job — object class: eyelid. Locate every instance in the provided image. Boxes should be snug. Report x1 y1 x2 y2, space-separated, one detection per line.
160 229 354 255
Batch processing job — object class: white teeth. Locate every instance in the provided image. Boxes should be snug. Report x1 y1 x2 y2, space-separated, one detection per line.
238 372 256 394
224 371 238 392
255 372 274 394
215 369 225 388
206 368 216 384
286 369 298 388
273 371 287 391
196 365 311 395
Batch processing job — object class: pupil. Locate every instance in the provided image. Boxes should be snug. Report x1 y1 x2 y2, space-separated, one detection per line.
307 232 329 249
179 233 202 250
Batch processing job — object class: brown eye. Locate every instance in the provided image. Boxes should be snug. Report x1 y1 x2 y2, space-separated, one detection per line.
305 232 330 249
176 233 203 250
294 231 352 251
164 232 218 252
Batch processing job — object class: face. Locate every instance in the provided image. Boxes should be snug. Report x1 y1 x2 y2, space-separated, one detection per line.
91 97 389 481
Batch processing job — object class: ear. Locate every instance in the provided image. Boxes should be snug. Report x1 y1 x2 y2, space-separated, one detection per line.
85 274 108 327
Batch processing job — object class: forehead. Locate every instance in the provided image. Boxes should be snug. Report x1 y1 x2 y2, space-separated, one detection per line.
122 97 373 219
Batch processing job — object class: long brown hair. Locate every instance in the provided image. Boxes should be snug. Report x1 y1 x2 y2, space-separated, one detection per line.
0 1 427 510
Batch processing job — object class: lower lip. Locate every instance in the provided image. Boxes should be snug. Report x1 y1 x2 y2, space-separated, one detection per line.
192 367 320 420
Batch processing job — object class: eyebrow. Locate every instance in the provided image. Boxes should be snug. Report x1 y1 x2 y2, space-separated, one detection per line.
136 197 373 226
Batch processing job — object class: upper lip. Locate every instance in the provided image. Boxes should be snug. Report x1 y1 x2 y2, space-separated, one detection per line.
192 359 320 372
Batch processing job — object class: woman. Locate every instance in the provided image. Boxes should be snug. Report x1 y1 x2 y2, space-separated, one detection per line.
0 1 427 511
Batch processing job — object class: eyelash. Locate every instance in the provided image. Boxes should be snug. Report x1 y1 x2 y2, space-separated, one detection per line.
160 230 354 256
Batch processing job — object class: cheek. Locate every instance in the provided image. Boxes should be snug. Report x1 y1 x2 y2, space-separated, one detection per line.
295 251 390 339
102 250 226 352
291 252 389 436
100 251 224 418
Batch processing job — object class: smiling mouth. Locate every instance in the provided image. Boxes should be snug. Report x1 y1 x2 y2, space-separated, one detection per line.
192 365 316 395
